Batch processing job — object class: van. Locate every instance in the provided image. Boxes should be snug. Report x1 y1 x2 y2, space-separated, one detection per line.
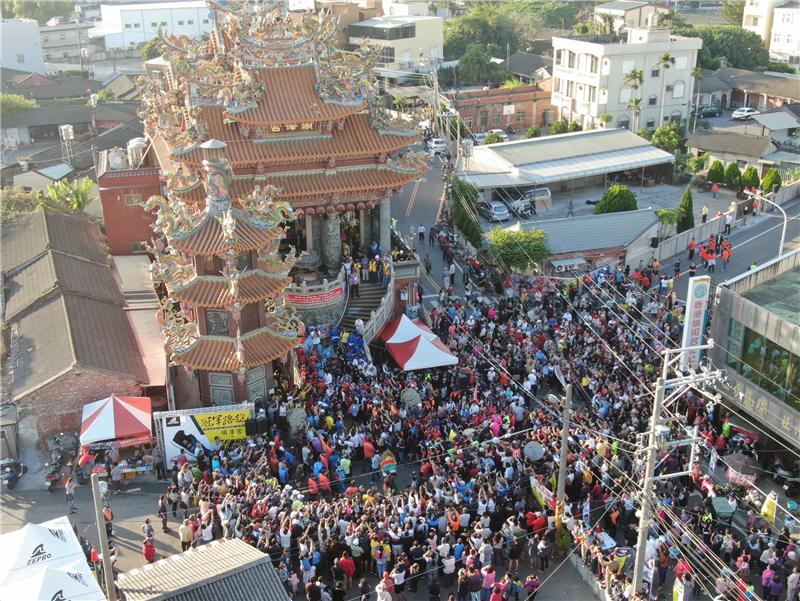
523 187 552 211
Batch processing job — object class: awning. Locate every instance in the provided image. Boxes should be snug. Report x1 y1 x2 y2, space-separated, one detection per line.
381 314 458 371
80 394 152 446
0 516 103 600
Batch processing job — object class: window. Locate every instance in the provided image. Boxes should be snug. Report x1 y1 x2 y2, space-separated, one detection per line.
651 68 660 78
178 20 184 25
672 80 685 98
619 88 631 103
516 111 526 122
492 113 501 125
205 310 229 336
648 95 657 106
125 194 142 206
161 21 167 26
737 160 748 168
787 34 794 45
246 366 267 402
45 53 52 59
235 252 252 271
151 22 158 27
16 53 24 64
617 117 630 130
203 19 209 24
555 49 562 65
553 77 561 93
621 59 635 74
567 52 575 69
131 241 147 253
43 36 50 43
646 118 656 128
62 51 69 58
566 80 575 97
125 23 131 28
209 372 234 405
588 86 597 103
773 33 781 43
187 20 194 25
588 55 599 73
133 22 140 28
464 116 473 128
726 320 800 405
752 16 759 26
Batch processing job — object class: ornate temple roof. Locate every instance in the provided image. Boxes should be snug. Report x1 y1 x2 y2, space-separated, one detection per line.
172 113 413 167
168 207 285 256
171 270 291 308
172 323 299 371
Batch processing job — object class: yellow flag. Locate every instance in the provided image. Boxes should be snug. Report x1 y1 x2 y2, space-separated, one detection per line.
761 493 777 525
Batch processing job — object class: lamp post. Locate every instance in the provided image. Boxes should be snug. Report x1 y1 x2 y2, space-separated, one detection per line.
744 190 788 258
75 5 84 75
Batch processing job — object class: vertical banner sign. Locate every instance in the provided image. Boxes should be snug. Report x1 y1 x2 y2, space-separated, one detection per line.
680 276 712 368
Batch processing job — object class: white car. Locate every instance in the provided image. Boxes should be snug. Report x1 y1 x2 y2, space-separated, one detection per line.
427 138 447 154
731 107 759 120
477 200 510 222
472 132 487 145
487 129 509 142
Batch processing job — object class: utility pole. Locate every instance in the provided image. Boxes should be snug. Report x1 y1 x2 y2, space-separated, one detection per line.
75 5 85 76
432 66 441 139
631 376 664 595
91 473 118 601
554 384 572 528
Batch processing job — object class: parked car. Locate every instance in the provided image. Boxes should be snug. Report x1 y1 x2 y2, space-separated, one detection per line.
472 132 487 145
477 200 510 222
427 138 448 154
731 107 759 120
692 105 723 118
504 187 551 217
487 128 509 142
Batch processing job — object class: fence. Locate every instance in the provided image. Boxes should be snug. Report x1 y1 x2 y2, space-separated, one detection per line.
285 267 345 300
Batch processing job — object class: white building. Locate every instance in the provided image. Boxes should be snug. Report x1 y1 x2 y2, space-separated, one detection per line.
769 2 800 65
89 1 212 50
742 0 786 43
40 17 95 63
593 0 668 33
348 15 442 79
551 28 702 131
1 18 46 74
381 0 431 16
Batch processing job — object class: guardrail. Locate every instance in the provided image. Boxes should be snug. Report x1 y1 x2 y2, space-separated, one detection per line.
285 267 345 297
362 276 395 343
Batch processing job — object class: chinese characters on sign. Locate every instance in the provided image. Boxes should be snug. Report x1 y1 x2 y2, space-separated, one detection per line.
286 287 344 306
680 276 712 368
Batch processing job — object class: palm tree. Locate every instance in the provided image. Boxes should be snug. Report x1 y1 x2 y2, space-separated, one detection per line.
595 13 616 35
626 97 642 131
623 68 644 129
658 51 676 126
691 66 704 134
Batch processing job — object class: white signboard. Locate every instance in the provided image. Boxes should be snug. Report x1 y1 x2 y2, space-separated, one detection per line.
502 104 515 115
680 276 711 368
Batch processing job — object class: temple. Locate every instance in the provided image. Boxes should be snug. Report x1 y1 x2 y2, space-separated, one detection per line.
124 0 423 405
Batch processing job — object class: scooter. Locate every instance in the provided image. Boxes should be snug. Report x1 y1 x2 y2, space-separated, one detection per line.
1 459 28 489
44 463 63 492
773 457 800 483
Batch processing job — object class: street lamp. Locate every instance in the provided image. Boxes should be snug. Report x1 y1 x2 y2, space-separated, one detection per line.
743 190 788 258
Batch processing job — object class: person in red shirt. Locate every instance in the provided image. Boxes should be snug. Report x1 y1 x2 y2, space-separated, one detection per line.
687 237 696 261
318 471 331 498
307 476 319 498
142 538 156 563
339 552 356 589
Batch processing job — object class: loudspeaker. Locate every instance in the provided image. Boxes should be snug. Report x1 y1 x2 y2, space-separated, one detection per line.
245 419 257 436
650 237 658 248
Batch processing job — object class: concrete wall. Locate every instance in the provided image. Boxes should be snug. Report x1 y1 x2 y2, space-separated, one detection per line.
98 167 161 255
1 19 45 74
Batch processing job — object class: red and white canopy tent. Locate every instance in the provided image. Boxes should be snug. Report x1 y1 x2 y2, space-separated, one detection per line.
79 394 152 448
381 314 458 371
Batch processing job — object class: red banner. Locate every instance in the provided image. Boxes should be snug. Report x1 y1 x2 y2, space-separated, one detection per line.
286 287 344 306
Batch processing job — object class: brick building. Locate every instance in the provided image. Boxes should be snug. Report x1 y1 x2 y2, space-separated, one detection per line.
1 210 148 443
449 81 553 134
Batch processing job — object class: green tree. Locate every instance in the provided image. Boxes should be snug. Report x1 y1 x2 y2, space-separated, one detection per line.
767 62 796 74
679 25 769 71
96 88 115 101
501 77 525 89
567 120 582 132
724 162 742 189
46 177 94 214
740 166 760 189
657 52 676 125
1 0 71 22
486 227 548 272
721 0 745 25
594 184 638 214
761 167 782 193
524 1 580 28
484 131 503 144
657 10 689 29
140 37 163 60
457 43 507 85
437 66 456 87
0 93 38 121
0 186 44 223
651 123 681 153
677 187 695 232
594 12 616 34
688 152 709 173
623 68 644 130
707 160 725 183
443 6 518 60
550 119 568 134
392 96 408 112
599 113 612 128
450 178 483 248
525 124 541 138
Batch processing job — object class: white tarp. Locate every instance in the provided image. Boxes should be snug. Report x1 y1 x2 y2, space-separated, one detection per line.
0 559 105 601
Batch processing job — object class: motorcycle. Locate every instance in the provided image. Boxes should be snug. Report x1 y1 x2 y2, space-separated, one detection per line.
44 462 63 492
1 459 28 489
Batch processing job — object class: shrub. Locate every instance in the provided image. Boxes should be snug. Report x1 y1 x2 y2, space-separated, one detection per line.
486 228 548 272
724 162 741 189
549 119 568 135
677 187 695 233
450 178 483 248
707 160 725 183
594 184 638 214
740 166 759 190
484 131 503 145
761 167 782 193
525 124 541 138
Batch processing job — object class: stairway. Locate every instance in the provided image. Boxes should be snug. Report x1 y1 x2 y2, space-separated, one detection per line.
339 281 387 332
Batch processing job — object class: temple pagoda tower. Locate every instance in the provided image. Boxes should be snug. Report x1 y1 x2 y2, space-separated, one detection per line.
140 0 424 275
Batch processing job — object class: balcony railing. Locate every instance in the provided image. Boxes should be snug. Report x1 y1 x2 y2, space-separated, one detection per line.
362 276 395 343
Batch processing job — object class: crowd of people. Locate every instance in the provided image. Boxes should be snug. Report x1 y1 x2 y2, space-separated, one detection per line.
142 239 798 601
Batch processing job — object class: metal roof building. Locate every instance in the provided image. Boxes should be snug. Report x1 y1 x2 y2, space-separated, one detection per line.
117 539 289 601
458 128 675 194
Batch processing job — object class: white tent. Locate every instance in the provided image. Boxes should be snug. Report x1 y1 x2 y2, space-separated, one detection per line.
0 559 105 601
0 516 105 601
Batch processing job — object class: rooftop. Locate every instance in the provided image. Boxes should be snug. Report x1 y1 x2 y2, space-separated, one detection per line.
354 14 441 26
595 0 647 12
502 51 551 78
741 267 800 327
36 163 74 181
117 538 289 601
508 208 659 255
686 130 773 158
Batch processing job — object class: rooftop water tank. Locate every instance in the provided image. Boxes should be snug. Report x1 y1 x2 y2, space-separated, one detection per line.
127 137 148 168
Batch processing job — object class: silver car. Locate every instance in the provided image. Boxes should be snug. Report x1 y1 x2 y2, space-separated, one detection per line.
477 200 510 222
